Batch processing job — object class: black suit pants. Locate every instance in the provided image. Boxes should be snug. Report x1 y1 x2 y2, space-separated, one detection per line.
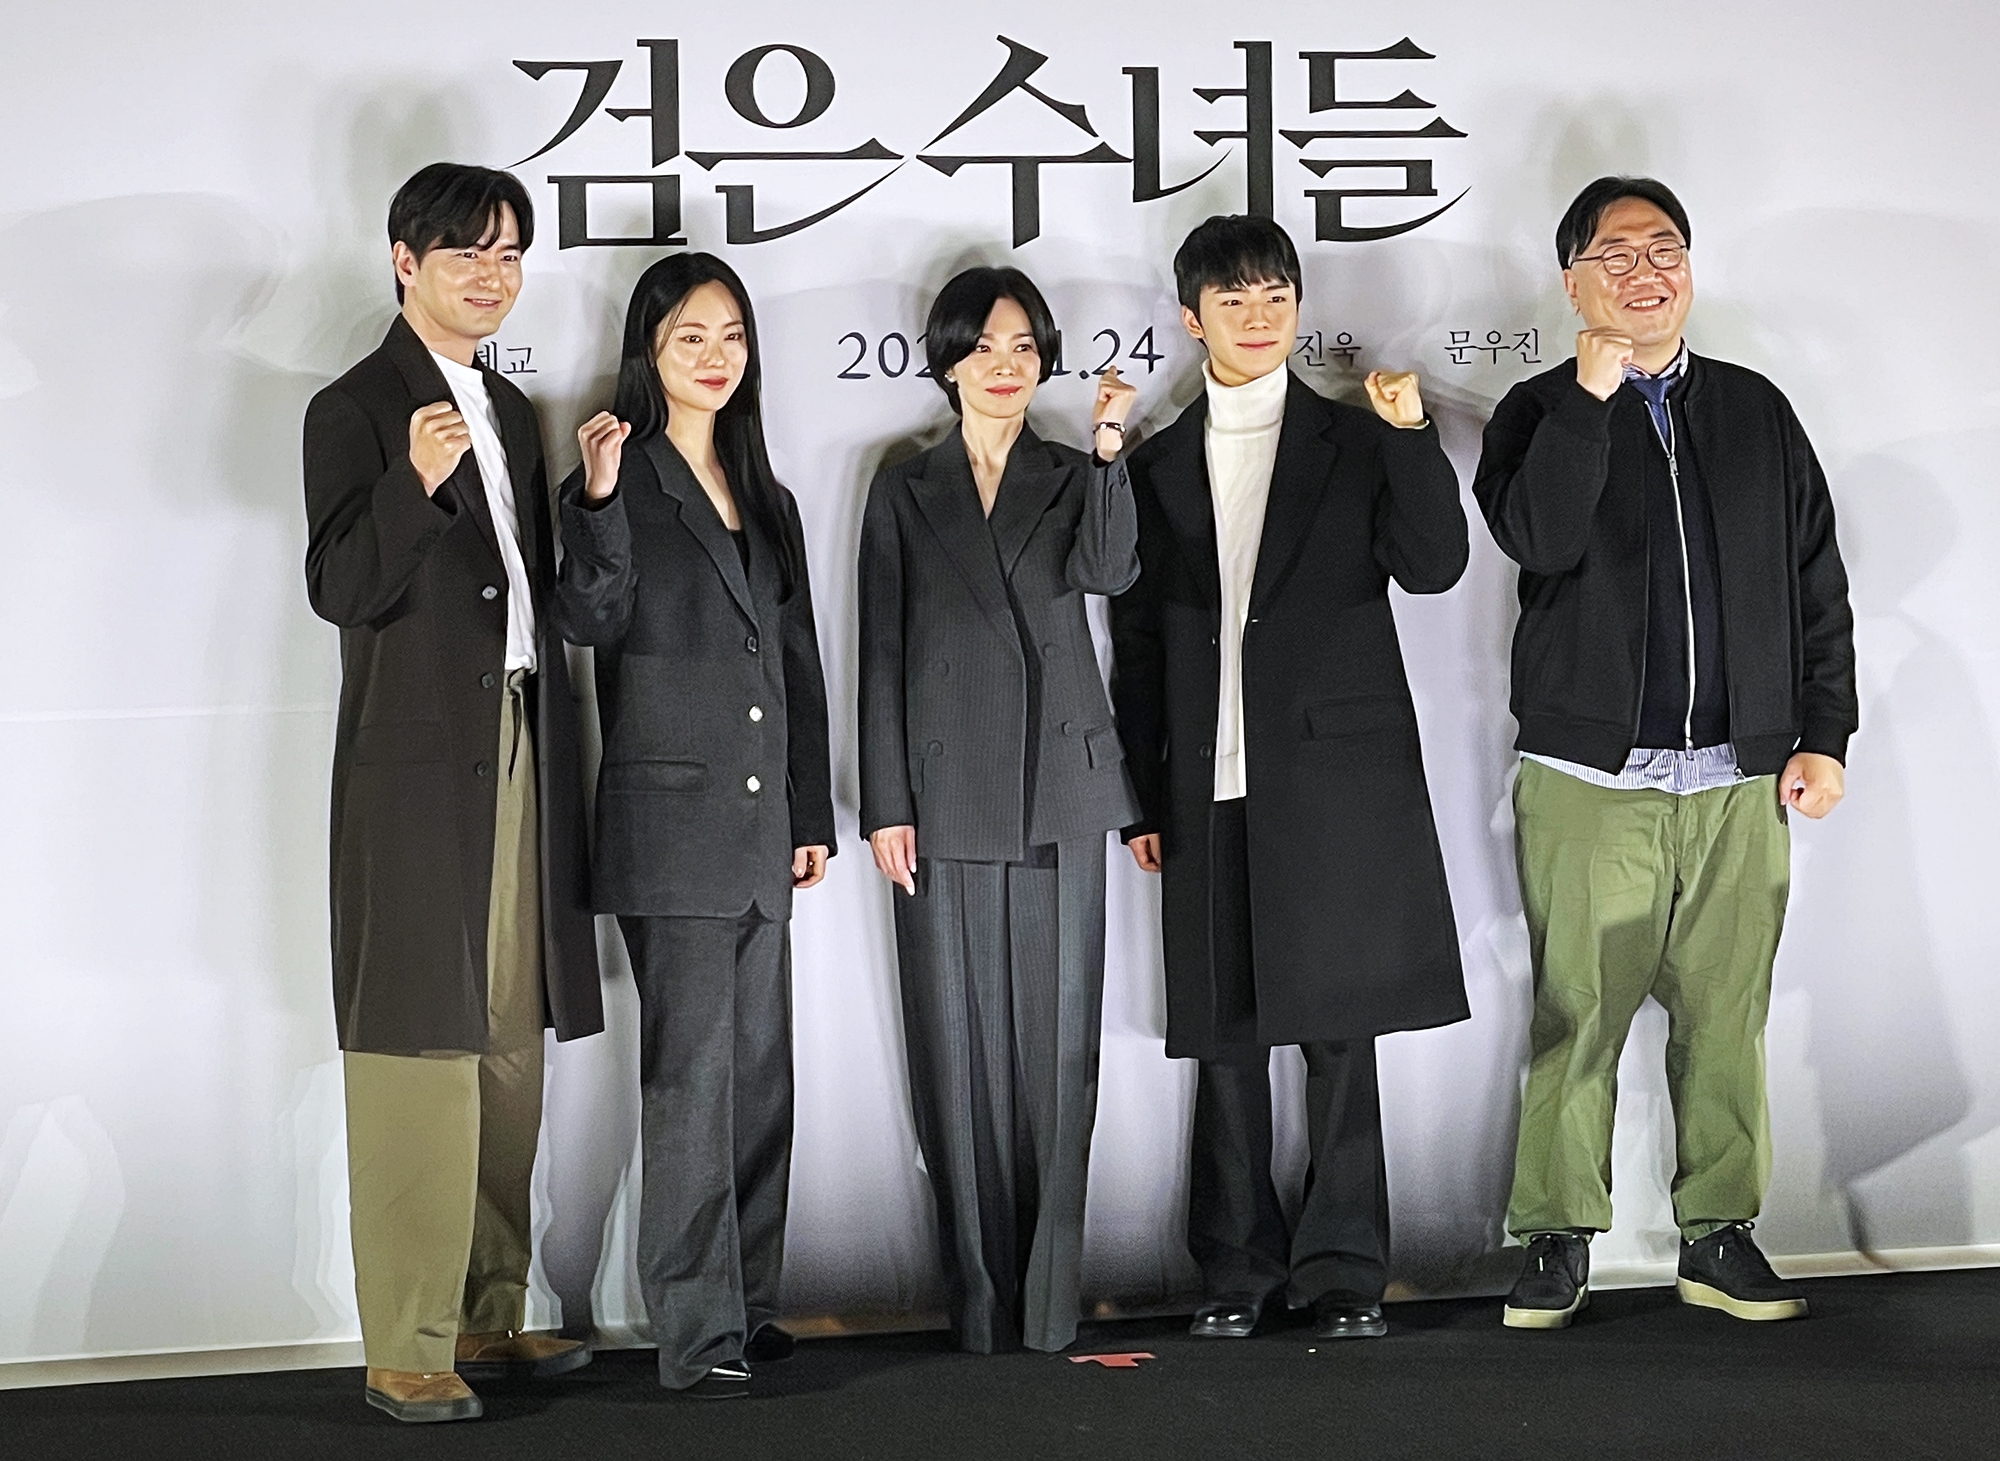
619 912 793 1389
1187 798 1390 1307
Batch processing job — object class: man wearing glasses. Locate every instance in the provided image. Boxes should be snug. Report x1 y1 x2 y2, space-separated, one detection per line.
1473 177 1856 1329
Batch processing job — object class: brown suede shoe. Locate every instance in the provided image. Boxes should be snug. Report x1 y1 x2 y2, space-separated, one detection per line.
454 1330 593 1381
365 1368 483 1423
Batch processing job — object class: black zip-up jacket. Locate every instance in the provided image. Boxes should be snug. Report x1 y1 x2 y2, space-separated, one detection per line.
1473 351 1856 777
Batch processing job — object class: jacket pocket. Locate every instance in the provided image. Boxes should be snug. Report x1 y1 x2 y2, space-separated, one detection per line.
1303 695 1413 740
1084 728 1125 769
351 721 447 765
602 758 710 794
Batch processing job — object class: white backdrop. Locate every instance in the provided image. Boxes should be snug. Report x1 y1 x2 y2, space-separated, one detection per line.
4 0 1998 1373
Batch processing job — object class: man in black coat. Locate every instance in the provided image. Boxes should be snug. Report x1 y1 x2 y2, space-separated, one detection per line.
1475 177 1855 1331
1110 216 1469 1342
301 164 600 1423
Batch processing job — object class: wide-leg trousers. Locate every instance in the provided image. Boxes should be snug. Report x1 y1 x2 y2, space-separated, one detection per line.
893 837 1107 1353
342 669 545 1374
1186 797 1390 1308
1505 758 1790 1241
617 911 794 1390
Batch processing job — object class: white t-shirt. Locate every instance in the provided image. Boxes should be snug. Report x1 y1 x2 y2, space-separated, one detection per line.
431 351 537 673
1203 361 1289 801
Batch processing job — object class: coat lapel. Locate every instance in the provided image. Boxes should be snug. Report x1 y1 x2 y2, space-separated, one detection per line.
381 317 503 565
1249 378 1340 613
909 436 1015 638
985 426 1070 579
642 434 758 625
1149 398 1221 609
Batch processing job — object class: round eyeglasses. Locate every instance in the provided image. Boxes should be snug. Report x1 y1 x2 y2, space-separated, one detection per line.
1571 240 1687 276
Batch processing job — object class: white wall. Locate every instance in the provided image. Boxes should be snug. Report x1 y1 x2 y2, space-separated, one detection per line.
3 0 1997 1368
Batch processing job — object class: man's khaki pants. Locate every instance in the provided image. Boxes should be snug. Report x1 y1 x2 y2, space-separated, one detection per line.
343 671 545 1373
1505 758 1791 1242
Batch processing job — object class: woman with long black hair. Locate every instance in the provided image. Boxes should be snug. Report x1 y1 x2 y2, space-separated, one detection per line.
556 253 834 1400
857 266 1138 1352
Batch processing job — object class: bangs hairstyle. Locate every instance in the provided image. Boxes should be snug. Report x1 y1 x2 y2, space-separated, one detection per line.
1555 176 1692 268
1172 215 1303 314
611 253 801 595
387 162 535 303
924 267 1059 415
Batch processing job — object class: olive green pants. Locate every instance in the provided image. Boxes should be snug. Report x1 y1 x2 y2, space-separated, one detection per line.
1505 758 1790 1242
343 672 545 1373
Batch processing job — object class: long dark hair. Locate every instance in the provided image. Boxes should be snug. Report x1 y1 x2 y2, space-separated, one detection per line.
612 253 800 594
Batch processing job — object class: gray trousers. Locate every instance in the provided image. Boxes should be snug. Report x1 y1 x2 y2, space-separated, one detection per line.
618 912 793 1390
893 837 1107 1353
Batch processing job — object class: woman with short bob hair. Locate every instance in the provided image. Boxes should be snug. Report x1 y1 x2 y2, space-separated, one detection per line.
555 252 835 1399
857 265 1140 1352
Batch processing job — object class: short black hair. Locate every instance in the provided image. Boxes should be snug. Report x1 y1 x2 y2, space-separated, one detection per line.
924 266 1059 414
1172 215 1303 315
386 162 535 303
1555 176 1691 269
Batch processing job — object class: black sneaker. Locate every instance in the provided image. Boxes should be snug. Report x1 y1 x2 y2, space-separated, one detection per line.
1502 1232 1590 1330
1677 1222 1808 1321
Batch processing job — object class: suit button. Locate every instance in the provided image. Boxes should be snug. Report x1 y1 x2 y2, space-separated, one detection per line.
480 673 495 689
1198 744 1212 760
475 759 490 776
482 585 499 601
934 659 950 677
1061 721 1075 736
749 705 764 723
746 775 762 793
927 740 943 756
1042 642 1057 657
745 634 759 654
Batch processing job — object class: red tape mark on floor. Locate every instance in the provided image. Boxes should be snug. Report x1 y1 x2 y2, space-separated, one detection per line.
1069 1352 1156 1368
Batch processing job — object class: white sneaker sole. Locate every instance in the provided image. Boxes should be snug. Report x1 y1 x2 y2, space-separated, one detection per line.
1502 1287 1589 1330
1676 1276 1809 1321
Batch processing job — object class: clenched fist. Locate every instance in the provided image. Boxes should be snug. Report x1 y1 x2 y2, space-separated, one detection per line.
1575 326 1636 402
577 411 631 500
1091 365 1138 461
1780 752 1845 820
1365 369 1426 428
409 402 471 495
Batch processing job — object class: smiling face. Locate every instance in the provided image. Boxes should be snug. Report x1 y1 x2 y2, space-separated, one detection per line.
393 203 522 352
948 295 1040 423
1563 196 1693 361
1184 278 1298 387
653 278 749 418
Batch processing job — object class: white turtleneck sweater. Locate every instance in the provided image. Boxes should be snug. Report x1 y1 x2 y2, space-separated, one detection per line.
1203 360 1290 801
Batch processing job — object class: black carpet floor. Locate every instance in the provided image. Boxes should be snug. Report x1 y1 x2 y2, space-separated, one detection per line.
6 1269 1997 1461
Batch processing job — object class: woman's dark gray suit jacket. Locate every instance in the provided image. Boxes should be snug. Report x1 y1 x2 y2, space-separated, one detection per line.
554 434 836 920
858 425 1141 859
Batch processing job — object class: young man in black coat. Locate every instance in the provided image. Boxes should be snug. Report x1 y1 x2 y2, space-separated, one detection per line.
1475 177 1856 1330
301 164 600 1422
1110 215 1470 1342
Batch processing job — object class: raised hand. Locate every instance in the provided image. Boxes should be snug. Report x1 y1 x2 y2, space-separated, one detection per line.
1575 326 1636 401
1092 365 1138 460
409 402 471 495
1364 369 1426 428
577 411 631 501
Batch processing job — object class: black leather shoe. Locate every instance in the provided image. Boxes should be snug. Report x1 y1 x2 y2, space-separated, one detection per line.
670 1362 751 1400
1678 1222 1808 1321
744 1324 797 1366
1310 1292 1387 1340
1189 1298 1264 1339
1503 1232 1591 1330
